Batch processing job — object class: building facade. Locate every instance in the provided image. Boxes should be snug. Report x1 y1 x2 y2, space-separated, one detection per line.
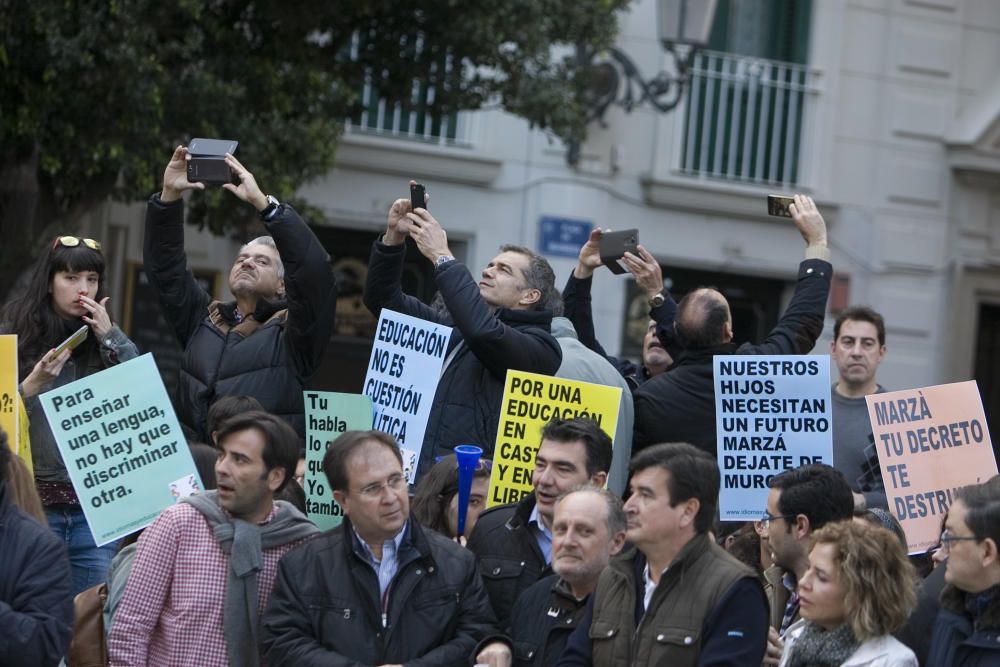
94 0 1000 434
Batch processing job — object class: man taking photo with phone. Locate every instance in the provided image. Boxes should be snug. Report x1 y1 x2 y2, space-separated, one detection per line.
144 146 337 444
363 182 561 478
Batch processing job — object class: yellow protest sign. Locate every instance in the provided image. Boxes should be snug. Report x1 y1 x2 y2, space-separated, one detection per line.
487 371 622 508
866 381 997 554
0 335 17 456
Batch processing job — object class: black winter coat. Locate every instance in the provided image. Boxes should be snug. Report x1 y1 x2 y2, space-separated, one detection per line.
508 575 589 667
260 518 497 666
633 258 832 456
363 241 561 476
926 583 1000 667
467 493 550 624
143 195 337 442
0 483 74 667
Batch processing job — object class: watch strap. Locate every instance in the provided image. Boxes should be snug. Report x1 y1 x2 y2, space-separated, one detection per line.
260 195 280 221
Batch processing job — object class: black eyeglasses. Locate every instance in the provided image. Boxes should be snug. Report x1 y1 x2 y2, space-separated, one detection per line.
761 511 795 529
939 529 981 553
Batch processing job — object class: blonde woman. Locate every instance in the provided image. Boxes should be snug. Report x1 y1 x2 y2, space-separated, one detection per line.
780 520 917 667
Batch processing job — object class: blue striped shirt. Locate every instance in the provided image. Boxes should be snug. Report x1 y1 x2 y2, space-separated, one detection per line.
353 522 408 601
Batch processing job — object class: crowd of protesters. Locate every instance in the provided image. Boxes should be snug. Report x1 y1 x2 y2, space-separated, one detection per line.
2 146 998 666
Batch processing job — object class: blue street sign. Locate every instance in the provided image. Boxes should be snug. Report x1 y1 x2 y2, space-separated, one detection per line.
538 216 593 259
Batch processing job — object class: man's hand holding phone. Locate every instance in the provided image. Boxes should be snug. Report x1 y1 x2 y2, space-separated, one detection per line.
385 181 431 246
788 194 827 250
161 146 206 203
222 153 267 211
407 207 451 262
574 228 606 279
622 245 665 300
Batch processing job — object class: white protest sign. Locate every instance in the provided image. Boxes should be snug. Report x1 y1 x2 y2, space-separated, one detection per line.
363 309 452 482
715 355 833 520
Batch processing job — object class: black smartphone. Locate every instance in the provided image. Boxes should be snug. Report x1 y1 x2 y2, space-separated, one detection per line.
410 182 427 210
598 229 639 275
187 138 240 185
767 194 795 218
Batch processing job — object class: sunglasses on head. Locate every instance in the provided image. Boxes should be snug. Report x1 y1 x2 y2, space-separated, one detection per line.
53 236 102 251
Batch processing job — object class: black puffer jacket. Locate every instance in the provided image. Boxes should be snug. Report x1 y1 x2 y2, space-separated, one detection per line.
363 241 561 476
261 518 497 666
0 483 74 667
467 493 550 624
633 259 831 456
143 194 337 442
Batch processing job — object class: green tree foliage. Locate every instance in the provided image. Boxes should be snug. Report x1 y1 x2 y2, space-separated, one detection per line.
0 0 629 302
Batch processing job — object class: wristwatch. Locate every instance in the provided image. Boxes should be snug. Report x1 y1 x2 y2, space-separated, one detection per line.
260 195 281 221
648 291 665 309
435 254 456 268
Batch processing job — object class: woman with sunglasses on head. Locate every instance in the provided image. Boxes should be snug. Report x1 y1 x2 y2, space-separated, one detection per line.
1 235 138 595
779 520 918 667
411 454 491 543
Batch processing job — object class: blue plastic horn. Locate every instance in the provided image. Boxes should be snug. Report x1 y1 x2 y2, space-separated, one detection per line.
454 444 483 537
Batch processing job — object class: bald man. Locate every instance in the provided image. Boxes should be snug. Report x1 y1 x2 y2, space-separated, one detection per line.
633 196 831 457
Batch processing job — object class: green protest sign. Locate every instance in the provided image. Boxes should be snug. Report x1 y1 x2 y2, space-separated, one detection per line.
304 391 373 530
39 354 202 545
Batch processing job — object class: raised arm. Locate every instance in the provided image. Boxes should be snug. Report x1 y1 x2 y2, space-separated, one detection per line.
405 207 560 377
754 195 832 356
142 146 212 347
363 196 449 326
264 207 337 379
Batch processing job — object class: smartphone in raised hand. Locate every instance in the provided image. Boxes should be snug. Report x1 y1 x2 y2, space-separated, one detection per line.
410 182 428 211
767 195 795 218
598 229 639 275
187 138 240 185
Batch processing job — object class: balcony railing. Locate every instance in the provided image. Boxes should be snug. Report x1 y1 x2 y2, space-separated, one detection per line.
344 33 472 147
679 50 817 187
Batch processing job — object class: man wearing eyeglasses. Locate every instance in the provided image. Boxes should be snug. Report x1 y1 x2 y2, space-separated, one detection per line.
761 464 854 665
144 146 337 445
926 478 1000 666
262 430 496 666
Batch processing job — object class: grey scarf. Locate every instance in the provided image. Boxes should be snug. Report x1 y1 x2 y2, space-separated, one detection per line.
182 491 319 667
786 621 860 667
